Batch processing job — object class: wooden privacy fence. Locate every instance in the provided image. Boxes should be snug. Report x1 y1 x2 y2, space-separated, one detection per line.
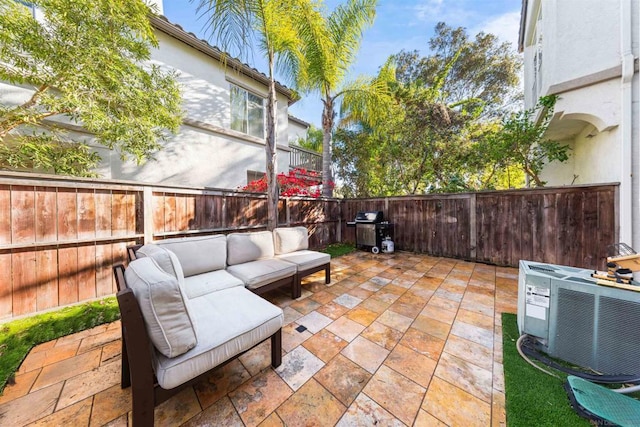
0 172 619 320
341 184 618 270
0 172 340 320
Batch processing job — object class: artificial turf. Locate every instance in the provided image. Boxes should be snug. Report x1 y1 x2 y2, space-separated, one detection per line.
321 242 356 257
501 313 590 426
0 297 120 394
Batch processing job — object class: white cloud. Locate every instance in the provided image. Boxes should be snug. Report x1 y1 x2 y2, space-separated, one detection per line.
413 0 474 28
471 11 521 50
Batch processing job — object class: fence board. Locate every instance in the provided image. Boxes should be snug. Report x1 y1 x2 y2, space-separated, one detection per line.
0 185 10 245
12 250 37 316
58 247 78 305
12 186 35 244
95 190 112 238
0 252 11 318
77 190 96 240
95 243 113 297
542 193 558 264
57 188 77 240
36 249 58 311
36 187 57 242
77 244 96 301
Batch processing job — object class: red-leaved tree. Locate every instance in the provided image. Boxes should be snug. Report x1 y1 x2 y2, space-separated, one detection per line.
241 168 333 198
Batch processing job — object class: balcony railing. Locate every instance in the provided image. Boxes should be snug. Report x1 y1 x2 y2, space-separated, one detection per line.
290 145 322 174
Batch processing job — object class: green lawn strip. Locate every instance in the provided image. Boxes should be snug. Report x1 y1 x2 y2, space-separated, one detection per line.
502 313 590 426
321 243 355 258
0 297 120 394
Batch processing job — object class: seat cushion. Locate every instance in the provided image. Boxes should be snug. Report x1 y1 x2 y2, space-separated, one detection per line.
124 257 197 359
153 286 283 389
226 259 296 290
183 270 244 299
227 231 275 265
276 250 330 271
273 227 309 255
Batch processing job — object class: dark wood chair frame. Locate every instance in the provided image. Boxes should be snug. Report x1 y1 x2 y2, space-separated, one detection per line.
295 263 331 298
113 264 282 427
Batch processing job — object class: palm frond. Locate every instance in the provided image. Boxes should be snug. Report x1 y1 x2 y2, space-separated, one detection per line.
327 0 376 85
339 57 398 130
195 0 255 58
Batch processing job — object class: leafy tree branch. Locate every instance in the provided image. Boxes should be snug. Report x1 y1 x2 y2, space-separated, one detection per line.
0 0 183 177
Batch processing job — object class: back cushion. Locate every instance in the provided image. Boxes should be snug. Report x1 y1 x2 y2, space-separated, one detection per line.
156 235 227 277
137 244 184 282
273 227 309 255
124 257 197 358
227 231 275 265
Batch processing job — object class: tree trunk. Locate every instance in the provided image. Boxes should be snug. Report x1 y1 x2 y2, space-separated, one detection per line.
321 97 334 197
266 51 279 230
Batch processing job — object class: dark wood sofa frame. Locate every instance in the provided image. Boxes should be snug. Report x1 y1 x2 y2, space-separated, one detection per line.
113 264 282 427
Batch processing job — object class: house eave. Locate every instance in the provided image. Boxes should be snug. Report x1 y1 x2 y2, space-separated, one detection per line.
518 0 527 53
150 15 298 105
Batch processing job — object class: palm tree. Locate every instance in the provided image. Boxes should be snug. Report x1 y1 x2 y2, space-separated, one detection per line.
195 0 317 230
295 0 379 197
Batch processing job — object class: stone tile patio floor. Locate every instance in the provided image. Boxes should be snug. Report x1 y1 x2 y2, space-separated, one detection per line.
0 251 519 426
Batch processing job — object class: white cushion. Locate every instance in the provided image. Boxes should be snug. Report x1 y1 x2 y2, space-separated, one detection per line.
226 259 296 290
136 244 185 283
273 227 309 254
153 286 283 389
156 235 227 277
276 250 330 271
227 231 275 266
183 270 244 299
124 258 197 359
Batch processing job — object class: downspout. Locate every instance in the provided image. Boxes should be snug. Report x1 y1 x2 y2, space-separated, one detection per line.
619 0 634 247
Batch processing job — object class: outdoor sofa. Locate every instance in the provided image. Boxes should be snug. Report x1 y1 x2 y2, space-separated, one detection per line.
128 226 331 298
113 227 330 425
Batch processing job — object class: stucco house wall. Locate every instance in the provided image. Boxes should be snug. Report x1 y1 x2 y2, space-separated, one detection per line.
1 7 299 190
103 19 295 189
287 116 310 145
520 0 640 249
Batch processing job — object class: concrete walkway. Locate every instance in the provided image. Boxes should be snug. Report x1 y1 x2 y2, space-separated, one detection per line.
0 251 518 426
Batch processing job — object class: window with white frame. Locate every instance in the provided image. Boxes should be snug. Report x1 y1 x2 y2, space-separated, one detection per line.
230 84 265 139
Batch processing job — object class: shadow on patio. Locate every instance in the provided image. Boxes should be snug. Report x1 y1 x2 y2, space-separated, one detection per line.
0 251 518 426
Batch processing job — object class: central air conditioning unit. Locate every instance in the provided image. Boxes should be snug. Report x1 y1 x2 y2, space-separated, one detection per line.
518 260 640 375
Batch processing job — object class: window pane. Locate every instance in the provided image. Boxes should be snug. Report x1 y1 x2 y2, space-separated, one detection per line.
230 86 247 133
247 93 264 138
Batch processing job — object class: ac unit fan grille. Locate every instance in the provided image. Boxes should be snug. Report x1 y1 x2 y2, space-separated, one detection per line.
555 288 595 369
596 296 640 375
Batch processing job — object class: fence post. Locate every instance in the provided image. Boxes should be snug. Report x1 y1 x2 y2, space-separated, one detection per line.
143 186 154 244
469 193 477 261
336 200 342 243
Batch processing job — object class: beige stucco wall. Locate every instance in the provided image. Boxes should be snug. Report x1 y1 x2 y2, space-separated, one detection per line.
522 0 640 249
288 119 309 144
101 31 293 189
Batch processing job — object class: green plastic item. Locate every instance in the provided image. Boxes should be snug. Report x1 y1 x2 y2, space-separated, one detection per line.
565 375 640 426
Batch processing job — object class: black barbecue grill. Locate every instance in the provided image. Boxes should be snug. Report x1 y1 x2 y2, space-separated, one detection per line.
346 211 394 254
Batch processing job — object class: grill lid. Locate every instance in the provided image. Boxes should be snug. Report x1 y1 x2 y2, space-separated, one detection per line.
355 211 384 223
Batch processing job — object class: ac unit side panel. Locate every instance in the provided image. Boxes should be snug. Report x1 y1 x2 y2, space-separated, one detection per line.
596 296 640 375
518 272 551 340
550 285 596 369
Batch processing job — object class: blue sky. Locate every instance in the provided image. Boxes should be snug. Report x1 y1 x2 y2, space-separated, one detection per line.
161 0 522 128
